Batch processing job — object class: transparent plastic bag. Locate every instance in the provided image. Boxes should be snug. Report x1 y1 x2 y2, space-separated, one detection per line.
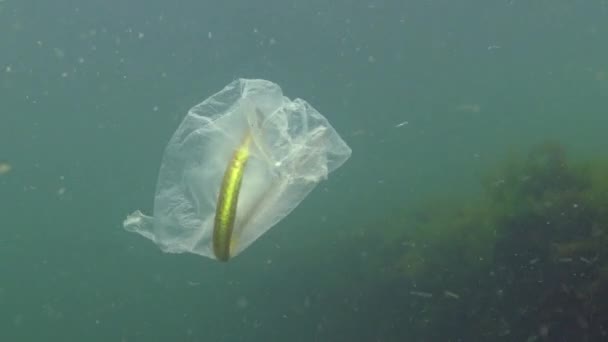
124 79 351 261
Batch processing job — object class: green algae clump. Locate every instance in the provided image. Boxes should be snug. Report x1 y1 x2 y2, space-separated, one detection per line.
372 142 608 340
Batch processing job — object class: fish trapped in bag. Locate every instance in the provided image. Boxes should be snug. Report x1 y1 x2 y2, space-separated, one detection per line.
124 78 352 261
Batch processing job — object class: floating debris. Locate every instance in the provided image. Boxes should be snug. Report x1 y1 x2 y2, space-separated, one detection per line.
579 256 595 264
394 120 409 128
409 291 433 298
443 290 460 299
0 162 11 175
455 103 481 113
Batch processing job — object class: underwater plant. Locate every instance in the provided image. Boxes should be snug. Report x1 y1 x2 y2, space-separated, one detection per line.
361 142 608 340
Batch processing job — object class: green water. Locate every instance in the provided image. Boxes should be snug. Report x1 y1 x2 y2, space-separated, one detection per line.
1 0 607 341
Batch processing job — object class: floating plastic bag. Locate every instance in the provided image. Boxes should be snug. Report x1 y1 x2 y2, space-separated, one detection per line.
124 79 351 261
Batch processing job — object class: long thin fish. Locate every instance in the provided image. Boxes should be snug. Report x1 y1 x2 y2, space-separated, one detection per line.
212 131 252 261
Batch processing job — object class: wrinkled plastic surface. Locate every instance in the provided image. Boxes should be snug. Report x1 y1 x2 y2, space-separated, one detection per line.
124 79 352 260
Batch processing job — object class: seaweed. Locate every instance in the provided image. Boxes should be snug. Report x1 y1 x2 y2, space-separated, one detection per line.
365 141 608 340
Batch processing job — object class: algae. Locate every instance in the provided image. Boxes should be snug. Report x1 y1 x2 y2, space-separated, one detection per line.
365 141 608 340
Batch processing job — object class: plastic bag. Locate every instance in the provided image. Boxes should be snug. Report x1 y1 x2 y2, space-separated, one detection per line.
124 79 352 261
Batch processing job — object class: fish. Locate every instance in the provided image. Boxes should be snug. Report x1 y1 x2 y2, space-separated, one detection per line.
212 130 253 261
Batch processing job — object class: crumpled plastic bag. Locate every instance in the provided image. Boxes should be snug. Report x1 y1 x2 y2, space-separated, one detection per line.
124 79 352 261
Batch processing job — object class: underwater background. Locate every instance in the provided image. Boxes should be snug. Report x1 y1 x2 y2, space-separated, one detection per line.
1 0 607 341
